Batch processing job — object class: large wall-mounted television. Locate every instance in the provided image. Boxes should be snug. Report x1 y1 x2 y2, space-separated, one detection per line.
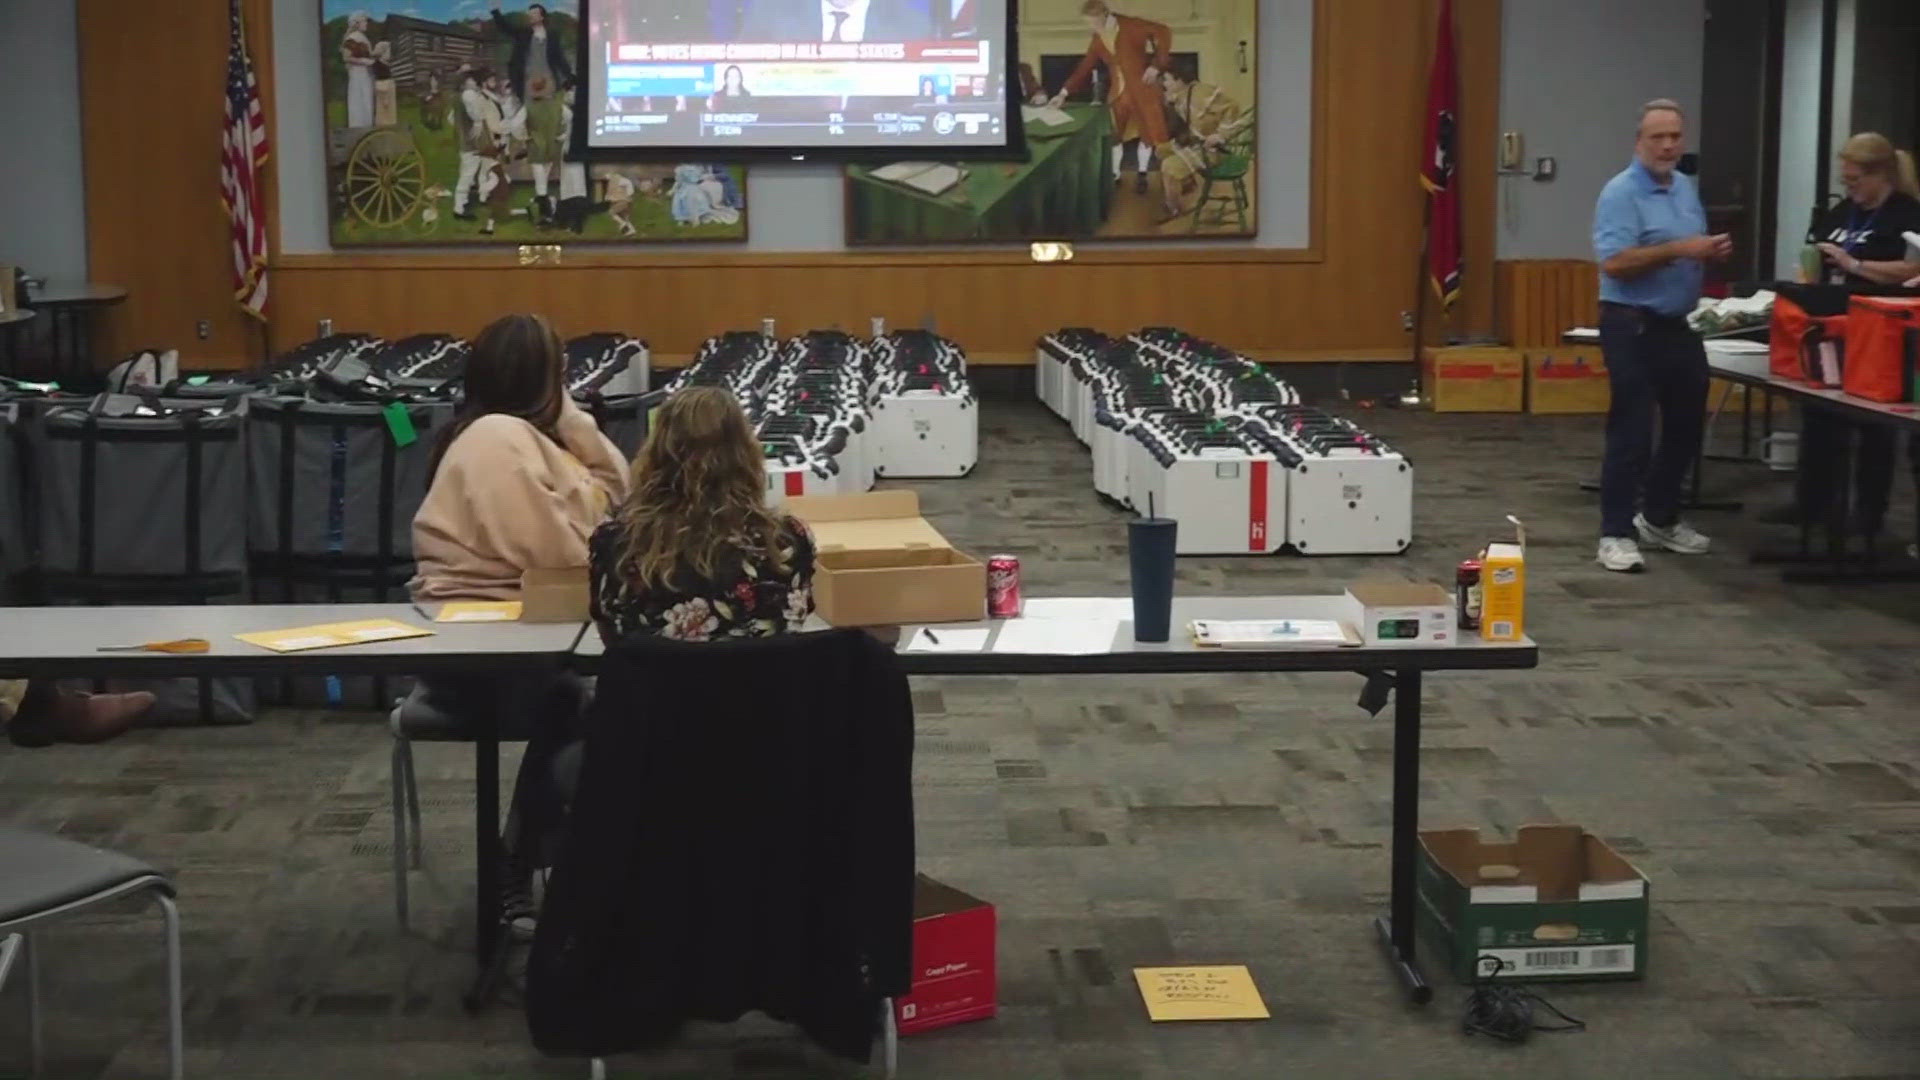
575 0 1024 161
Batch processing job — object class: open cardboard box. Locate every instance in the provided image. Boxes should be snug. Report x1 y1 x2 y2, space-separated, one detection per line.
1418 824 1649 983
894 874 997 1035
786 490 985 627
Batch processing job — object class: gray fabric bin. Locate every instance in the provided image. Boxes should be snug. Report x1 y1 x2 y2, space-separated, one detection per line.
250 579 413 711
578 391 661 459
0 402 24 594
245 395 453 563
33 396 247 579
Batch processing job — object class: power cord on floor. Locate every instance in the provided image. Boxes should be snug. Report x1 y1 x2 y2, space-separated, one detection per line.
1461 956 1588 1043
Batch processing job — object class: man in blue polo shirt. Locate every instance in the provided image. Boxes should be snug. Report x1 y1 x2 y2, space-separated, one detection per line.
1591 99 1731 573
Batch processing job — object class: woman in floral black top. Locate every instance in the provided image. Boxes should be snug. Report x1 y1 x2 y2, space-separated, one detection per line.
589 386 816 645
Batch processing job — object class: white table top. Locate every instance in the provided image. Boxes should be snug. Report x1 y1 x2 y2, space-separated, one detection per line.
1704 363 1920 427
575 595 1538 676
27 283 128 307
0 604 587 678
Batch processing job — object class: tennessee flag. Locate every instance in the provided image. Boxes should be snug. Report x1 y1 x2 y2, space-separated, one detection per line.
1420 0 1463 312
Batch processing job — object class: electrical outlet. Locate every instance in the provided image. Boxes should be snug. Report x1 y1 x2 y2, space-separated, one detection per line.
1401 310 1415 332
1534 156 1557 181
196 319 212 340
318 318 334 337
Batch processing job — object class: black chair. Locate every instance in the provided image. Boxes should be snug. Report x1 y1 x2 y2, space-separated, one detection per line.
0 827 183 1078
528 630 913 1078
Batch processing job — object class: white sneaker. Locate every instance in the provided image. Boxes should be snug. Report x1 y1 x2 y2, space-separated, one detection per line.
1597 536 1646 573
1634 513 1711 555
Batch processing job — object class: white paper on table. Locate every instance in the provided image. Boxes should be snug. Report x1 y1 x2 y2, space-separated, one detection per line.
441 610 515 623
871 161 936 182
1563 327 1600 341
900 163 963 196
1021 105 1073 128
1020 597 1134 622
906 628 992 653
990 618 1119 655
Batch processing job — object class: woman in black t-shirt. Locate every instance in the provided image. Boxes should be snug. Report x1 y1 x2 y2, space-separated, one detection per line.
1811 135 1920 286
1781 133 1920 537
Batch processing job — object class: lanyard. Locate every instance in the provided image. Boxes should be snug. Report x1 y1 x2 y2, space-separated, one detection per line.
1843 201 1884 254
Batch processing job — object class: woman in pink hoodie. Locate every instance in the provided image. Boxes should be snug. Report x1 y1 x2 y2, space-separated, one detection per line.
409 313 629 932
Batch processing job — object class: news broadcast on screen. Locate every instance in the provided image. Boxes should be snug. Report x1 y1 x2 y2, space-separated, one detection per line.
582 0 1014 155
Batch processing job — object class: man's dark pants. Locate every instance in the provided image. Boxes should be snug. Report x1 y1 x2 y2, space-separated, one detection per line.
1598 301 1709 538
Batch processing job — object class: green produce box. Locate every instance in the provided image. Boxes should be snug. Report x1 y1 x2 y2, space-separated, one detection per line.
1417 825 1649 984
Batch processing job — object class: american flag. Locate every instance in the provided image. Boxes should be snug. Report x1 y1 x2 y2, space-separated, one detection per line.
222 0 269 319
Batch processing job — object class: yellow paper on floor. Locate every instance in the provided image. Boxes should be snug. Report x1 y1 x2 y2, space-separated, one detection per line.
1133 966 1270 1022
435 601 523 624
235 619 433 653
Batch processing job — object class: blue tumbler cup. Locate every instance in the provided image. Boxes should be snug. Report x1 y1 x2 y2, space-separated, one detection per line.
1128 516 1178 643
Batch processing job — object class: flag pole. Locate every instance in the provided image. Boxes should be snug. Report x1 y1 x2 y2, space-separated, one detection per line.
1404 190 1434 409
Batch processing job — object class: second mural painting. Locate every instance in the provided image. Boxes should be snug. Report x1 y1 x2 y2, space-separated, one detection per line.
847 0 1262 243
319 0 747 245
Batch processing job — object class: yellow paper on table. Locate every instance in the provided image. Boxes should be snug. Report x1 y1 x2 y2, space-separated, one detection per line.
235 619 433 653
1132 966 1270 1022
435 601 523 624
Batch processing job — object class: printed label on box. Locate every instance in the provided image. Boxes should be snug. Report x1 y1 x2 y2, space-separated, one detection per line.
1479 944 1636 976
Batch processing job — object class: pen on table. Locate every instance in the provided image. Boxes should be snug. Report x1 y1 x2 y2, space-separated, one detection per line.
411 600 432 622
923 629 940 645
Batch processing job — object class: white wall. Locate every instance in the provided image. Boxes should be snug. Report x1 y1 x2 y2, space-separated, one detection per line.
1496 0 1708 260
1775 0 1863 277
0 1 89 284
272 0 1314 253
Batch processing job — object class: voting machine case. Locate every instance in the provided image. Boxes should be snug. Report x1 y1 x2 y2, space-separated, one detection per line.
1127 437 1289 555
245 395 452 566
32 395 248 583
1246 406 1413 556
868 331 978 479
565 333 651 398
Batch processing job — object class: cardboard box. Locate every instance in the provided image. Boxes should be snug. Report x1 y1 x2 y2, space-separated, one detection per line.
1344 581 1453 645
1417 825 1650 984
519 567 589 623
1422 347 1525 413
894 875 997 1035
1479 521 1525 642
785 490 985 627
1526 347 1611 414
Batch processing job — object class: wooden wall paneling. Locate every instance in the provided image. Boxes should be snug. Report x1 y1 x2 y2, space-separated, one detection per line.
1493 259 1598 347
81 0 1508 364
78 0 277 368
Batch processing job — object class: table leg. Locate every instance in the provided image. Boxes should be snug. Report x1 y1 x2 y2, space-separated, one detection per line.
47 310 63 384
69 310 87 388
1372 667 1431 1004
463 703 505 1013
1768 422 1920 584
1739 384 1753 458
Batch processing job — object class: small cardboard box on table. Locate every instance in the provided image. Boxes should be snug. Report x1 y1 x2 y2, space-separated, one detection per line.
785 490 985 626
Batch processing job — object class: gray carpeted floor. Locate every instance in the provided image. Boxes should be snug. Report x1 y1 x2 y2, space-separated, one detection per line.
3 395 1918 1079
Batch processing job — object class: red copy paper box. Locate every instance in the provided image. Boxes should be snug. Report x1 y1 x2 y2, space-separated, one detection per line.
893 875 996 1035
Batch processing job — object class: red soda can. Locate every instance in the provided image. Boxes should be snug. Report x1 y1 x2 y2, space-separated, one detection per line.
987 554 1023 618
1456 559 1482 631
